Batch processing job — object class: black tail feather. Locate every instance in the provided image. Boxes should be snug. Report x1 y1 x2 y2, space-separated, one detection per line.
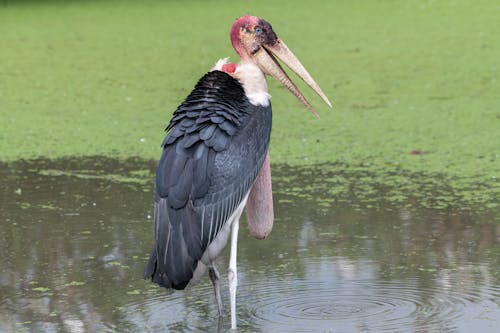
144 198 201 290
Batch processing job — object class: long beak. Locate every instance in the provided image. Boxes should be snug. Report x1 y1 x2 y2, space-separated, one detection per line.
253 40 332 117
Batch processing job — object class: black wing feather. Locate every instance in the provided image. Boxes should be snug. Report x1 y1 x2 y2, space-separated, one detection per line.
144 70 272 290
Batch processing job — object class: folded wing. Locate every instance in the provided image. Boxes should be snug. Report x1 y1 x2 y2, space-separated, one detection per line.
144 71 272 289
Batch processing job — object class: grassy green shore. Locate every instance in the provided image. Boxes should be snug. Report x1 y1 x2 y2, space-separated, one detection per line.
1 0 499 208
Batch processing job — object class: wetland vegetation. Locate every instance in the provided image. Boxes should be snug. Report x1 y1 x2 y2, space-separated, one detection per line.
1 0 498 209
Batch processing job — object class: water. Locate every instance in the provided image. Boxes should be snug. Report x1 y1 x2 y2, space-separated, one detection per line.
1 158 499 332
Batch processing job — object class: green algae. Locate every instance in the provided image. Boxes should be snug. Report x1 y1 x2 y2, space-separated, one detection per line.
6 156 499 218
273 163 500 220
1 0 499 209
38 168 151 185
65 281 86 287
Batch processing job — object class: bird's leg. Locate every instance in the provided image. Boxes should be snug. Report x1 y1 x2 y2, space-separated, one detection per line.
208 265 223 317
228 218 239 330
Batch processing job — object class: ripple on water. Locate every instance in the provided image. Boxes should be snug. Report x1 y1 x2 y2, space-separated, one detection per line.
240 276 489 332
120 283 219 332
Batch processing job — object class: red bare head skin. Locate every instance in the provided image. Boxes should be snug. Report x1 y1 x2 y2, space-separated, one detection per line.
230 15 278 61
221 63 237 73
230 15 258 59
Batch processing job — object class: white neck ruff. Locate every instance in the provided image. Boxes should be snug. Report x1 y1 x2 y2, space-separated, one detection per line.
212 58 271 107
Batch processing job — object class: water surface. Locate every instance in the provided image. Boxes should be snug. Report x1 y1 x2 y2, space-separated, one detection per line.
1 158 499 332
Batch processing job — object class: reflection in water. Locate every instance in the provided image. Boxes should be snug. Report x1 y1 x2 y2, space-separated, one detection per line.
0 158 499 332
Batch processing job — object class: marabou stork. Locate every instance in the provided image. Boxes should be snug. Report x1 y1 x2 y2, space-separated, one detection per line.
144 15 331 329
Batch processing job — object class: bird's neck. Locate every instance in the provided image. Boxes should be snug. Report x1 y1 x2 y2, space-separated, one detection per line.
212 58 271 107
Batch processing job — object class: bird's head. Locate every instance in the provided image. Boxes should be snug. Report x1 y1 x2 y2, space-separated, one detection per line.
230 15 332 116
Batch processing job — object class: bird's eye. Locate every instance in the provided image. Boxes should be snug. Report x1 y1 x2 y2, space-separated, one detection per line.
254 27 262 34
